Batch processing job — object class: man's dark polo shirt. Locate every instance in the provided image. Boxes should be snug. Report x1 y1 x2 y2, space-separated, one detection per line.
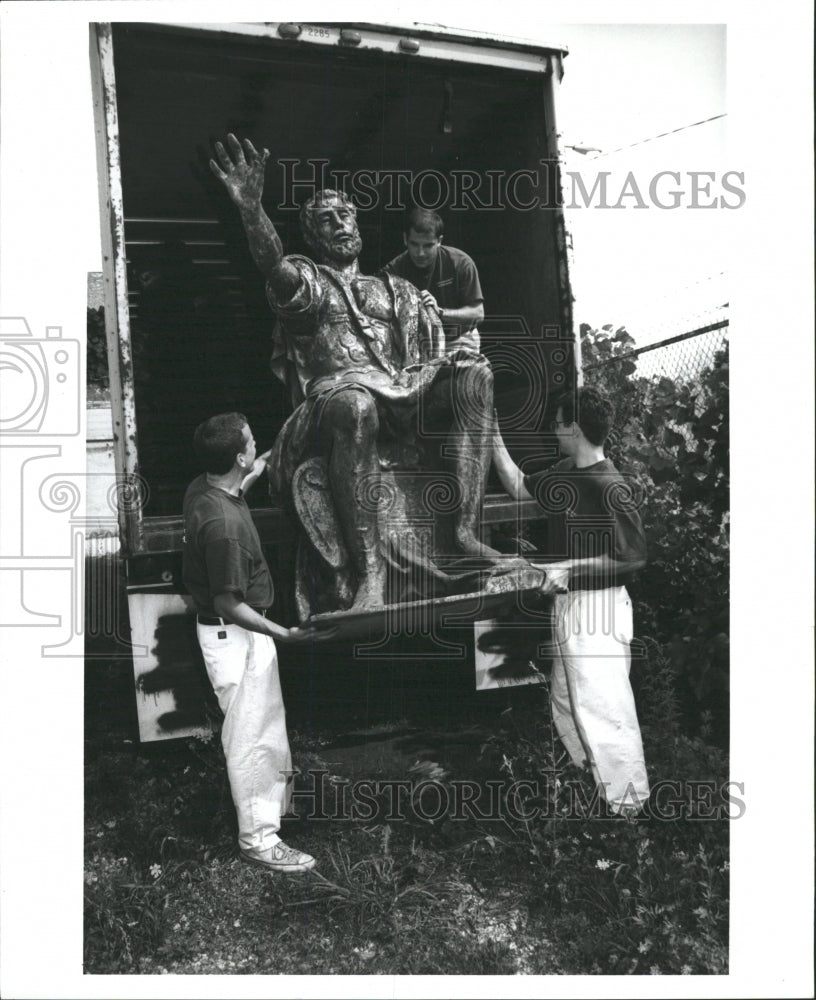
382 244 483 340
523 458 647 591
182 475 274 615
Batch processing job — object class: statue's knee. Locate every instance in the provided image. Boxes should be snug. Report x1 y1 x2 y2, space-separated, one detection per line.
457 361 492 396
454 522 478 548
475 363 494 397
478 361 494 388
452 364 493 424
329 389 379 437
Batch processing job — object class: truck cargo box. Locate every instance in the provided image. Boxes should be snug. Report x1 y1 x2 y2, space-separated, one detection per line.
90 20 577 739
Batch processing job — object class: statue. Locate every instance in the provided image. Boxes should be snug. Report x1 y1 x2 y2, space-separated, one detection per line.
210 135 504 619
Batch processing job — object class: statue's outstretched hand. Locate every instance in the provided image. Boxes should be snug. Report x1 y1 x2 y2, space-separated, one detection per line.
282 623 340 644
210 134 269 210
250 447 274 479
538 561 570 594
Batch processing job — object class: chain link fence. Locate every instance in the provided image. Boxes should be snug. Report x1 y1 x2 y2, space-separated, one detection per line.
582 305 729 455
585 314 729 383
582 270 729 382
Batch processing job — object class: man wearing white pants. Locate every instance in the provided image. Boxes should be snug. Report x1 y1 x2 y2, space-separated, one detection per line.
492 386 649 815
183 412 333 872
549 585 649 813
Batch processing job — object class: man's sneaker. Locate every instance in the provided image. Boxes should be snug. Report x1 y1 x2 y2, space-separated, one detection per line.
239 841 316 874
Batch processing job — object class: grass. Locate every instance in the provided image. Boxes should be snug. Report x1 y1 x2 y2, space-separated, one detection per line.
84 641 729 975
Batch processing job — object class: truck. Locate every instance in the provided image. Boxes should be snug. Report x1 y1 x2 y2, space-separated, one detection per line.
88 20 578 741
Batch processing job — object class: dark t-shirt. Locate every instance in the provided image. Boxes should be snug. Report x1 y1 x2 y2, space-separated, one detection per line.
182 475 274 614
382 245 483 340
523 458 647 591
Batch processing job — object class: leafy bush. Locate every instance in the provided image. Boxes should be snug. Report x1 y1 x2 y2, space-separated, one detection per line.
582 324 729 741
87 306 108 388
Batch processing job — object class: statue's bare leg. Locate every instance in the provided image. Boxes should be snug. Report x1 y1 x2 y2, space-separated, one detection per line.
323 389 387 609
446 363 503 558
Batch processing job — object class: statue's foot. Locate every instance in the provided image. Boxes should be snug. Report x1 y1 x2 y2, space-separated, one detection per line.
490 555 534 572
454 531 503 560
350 573 387 611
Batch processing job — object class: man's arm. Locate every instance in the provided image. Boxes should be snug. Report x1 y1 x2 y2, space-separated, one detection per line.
421 251 484 330
210 134 300 300
212 592 335 644
417 297 446 360
531 510 647 592
530 553 647 591
491 418 534 501
419 291 484 329
240 448 273 495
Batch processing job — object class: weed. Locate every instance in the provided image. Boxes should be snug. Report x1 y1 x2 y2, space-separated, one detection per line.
85 641 728 975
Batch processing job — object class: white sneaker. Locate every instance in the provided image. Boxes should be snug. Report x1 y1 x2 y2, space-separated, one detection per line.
239 841 316 873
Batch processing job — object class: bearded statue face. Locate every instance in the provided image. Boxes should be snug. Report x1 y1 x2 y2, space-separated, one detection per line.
301 191 363 266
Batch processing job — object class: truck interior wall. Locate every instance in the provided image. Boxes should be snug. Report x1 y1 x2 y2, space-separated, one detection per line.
111 24 568 519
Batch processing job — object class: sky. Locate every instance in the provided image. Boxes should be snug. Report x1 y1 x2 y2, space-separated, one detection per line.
555 24 728 342
418 19 731 344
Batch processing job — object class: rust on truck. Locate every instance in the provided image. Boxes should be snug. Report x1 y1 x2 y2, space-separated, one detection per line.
90 24 142 551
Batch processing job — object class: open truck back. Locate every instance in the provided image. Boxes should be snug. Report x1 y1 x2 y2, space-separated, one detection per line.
89 20 577 741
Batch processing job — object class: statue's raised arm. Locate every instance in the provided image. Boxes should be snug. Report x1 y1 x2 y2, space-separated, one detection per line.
210 134 299 298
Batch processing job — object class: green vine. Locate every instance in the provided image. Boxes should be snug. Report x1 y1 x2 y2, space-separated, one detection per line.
582 324 729 741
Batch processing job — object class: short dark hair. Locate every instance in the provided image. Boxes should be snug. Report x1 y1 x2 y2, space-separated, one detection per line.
554 385 614 446
405 207 443 239
300 189 357 248
193 412 248 475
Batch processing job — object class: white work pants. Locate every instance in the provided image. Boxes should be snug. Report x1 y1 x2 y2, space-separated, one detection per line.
196 622 293 852
550 586 649 813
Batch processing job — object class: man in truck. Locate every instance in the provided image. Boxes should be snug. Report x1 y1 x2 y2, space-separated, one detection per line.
183 412 335 873
491 385 650 816
381 207 485 353
209 134 501 612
